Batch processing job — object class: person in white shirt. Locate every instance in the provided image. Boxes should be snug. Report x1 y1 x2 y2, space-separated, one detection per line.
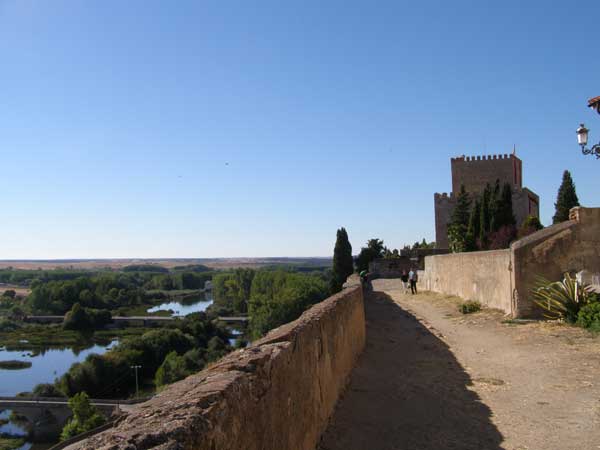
408 269 418 295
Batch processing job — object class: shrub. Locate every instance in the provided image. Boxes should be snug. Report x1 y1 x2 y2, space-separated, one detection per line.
60 392 106 441
531 273 594 323
458 301 481 314
577 300 600 329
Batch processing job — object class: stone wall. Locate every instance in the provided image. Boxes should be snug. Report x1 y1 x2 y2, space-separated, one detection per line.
421 249 513 313
424 207 600 317
71 282 366 450
512 207 600 317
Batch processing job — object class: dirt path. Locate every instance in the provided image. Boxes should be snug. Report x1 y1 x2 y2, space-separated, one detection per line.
318 279 600 450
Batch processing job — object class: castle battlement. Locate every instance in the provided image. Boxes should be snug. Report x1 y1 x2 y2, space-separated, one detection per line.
451 153 514 163
434 192 455 200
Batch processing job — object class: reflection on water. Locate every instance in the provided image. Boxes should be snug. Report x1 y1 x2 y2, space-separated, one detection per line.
147 293 213 316
0 341 117 397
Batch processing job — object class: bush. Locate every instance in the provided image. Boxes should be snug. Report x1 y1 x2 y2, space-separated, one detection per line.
532 273 594 323
33 383 66 397
576 300 600 329
459 301 481 314
60 392 106 441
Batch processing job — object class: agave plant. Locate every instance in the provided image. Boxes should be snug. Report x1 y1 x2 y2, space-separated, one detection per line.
531 273 594 323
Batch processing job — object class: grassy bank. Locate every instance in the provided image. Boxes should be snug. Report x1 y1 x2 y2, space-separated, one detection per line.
0 360 32 370
0 436 26 450
0 324 147 352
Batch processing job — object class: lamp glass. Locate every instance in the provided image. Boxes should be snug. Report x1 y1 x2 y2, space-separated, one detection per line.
577 125 588 146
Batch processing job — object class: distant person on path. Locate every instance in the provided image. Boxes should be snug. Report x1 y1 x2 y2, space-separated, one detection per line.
400 270 409 292
408 268 418 294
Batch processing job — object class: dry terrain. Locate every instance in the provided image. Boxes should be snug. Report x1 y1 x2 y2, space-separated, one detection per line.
0 284 30 297
0 257 330 271
319 279 600 450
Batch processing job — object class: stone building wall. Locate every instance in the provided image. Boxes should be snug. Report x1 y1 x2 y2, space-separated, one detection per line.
420 249 513 313
451 154 521 194
71 280 366 450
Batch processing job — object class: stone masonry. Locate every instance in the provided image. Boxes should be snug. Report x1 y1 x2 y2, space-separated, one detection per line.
434 153 539 248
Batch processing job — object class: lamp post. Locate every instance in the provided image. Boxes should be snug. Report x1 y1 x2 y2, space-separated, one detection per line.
131 365 141 398
576 96 600 158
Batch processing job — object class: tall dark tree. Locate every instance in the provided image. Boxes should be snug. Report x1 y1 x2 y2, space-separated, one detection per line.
553 170 580 224
330 228 354 293
479 184 491 249
495 183 516 229
447 185 471 253
488 179 501 232
465 199 480 252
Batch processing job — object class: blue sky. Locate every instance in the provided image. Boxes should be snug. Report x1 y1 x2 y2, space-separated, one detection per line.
1 0 598 259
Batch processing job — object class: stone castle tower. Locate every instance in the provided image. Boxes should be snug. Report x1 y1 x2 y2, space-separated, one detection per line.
434 153 539 248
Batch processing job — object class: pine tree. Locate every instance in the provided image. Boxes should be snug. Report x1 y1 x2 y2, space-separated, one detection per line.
447 185 471 253
330 227 354 293
553 170 580 224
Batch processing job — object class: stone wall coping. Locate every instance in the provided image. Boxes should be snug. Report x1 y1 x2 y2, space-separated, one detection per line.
424 248 511 261
511 220 576 251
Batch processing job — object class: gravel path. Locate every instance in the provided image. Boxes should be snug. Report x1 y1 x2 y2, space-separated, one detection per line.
318 279 600 450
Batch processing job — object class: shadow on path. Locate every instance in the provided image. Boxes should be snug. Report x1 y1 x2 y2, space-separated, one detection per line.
318 290 504 450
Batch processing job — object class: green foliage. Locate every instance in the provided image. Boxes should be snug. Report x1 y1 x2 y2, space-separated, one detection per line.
330 227 354 293
518 215 544 238
248 271 329 339
465 199 480 252
122 264 169 273
0 436 26 450
60 392 106 441
553 170 580 224
154 351 190 388
355 239 385 273
458 301 481 314
63 303 112 331
55 313 230 398
448 185 471 253
532 273 594 323
212 269 255 315
576 298 600 329
33 383 66 397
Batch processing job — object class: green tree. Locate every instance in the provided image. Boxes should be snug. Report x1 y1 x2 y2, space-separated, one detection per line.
553 170 580 223
488 179 501 232
499 182 516 227
330 227 353 293
518 215 544 238
465 199 480 252
63 303 90 331
154 351 189 388
479 184 491 249
60 392 106 441
354 239 385 272
447 185 471 253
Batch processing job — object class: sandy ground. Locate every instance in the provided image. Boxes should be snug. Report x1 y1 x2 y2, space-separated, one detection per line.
0 285 30 297
318 279 600 450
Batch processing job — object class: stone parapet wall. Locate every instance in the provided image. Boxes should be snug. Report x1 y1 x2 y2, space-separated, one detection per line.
71 281 366 450
512 206 600 317
421 249 513 313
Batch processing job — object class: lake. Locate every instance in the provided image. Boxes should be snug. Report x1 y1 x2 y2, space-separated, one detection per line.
0 341 118 397
146 292 213 316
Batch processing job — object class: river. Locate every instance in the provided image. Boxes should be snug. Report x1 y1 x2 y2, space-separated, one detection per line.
0 294 215 449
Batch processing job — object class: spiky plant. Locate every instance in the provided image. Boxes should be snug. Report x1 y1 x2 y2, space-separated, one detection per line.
531 273 594 323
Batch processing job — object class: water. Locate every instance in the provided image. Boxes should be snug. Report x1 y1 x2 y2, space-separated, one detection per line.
147 293 213 316
0 341 117 396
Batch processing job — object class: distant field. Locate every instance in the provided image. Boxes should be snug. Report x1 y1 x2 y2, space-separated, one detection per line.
0 257 332 271
0 285 31 296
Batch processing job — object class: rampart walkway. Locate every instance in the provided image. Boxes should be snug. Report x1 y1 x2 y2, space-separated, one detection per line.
319 279 600 450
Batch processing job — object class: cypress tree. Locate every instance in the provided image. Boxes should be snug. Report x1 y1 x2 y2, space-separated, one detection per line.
465 199 480 252
479 184 491 249
553 170 580 223
496 183 516 228
330 227 354 293
488 179 501 232
447 185 471 253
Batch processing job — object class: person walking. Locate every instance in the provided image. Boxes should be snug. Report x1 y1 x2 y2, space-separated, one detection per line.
408 268 418 295
400 270 409 293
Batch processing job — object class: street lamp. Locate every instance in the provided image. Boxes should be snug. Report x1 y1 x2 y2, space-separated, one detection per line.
131 365 141 398
576 96 600 158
